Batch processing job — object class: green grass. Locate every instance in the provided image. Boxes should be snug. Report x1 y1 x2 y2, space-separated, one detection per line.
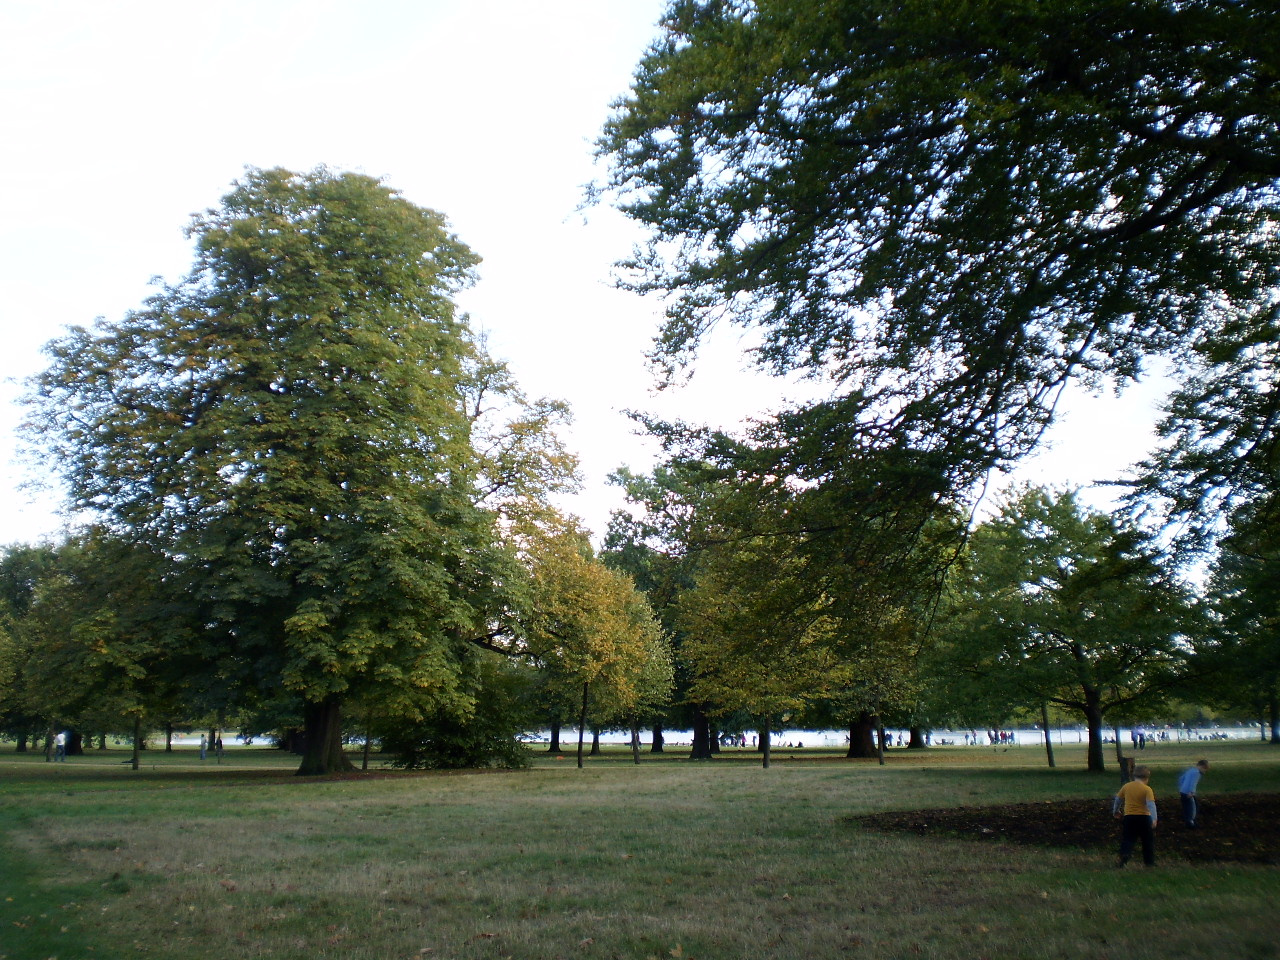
1 740 1277 960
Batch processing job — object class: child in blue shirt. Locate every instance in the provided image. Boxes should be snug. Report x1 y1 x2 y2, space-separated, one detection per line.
1177 759 1209 828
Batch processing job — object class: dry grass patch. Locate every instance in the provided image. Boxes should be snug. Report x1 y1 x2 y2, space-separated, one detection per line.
2 743 1278 959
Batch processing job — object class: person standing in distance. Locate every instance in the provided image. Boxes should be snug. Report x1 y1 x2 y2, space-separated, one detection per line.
1113 764 1158 867
1178 759 1209 828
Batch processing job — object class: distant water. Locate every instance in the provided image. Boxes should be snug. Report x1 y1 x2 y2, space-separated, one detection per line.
529 725 1262 749
159 724 1262 752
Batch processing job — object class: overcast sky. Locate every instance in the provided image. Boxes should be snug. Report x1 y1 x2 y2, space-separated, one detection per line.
0 2 1168 546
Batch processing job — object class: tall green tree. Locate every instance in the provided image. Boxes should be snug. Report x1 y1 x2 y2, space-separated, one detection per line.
19 532 190 768
600 0 1280 498
675 528 843 767
0 543 61 750
24 167 515 774
1201 502 1280 743
514 512 671 768
937 486 1196 771
602 462 712 754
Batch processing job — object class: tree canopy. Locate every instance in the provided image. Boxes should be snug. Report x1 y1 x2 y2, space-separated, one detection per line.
22 168 557 773
936 486 1196 770
599 0 1280 493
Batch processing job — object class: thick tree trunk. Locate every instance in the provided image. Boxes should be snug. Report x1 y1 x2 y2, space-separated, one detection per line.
875 717 885 766
630 721 642 765
689 707 714 759
547 719 562 753
846 712 877 758
1081 691 1106 772
297 696 355 776
908 726 927 749
165 722 175 752
1083 706 1107 771
590 729 601 756
761 722 771 769
1040 703 1056 768
650 722 665 753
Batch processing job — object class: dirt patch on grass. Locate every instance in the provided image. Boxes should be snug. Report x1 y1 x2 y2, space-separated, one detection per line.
845 793 1278 864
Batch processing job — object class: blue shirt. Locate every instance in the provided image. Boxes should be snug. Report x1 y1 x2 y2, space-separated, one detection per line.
1178 765 1203 794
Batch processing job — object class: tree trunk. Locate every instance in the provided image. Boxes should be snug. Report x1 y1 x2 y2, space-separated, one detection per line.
1040 703 1056 769
131 714 142 771
761 722 771 769
907 726 927 749
709 724 720 754
576 683 589 770
590 729 601 756
650 722 665 753
1082 689 1106 772
846 712 877 758
547 718 562 753
297 696 355 776
1269 691 1279 744
875 716 885 766
689 707 714 759
630 721 641 765
165 722 175 752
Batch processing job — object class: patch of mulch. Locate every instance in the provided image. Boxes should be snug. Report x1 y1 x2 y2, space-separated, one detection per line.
844 792 1278 864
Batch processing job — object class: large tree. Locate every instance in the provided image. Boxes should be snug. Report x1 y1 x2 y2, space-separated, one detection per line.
0 543 62 751
514 512 671 768
18 532 187 768
599 0 1280 497
937 486 1196 771
24 167 514 774
1201 501 1280 743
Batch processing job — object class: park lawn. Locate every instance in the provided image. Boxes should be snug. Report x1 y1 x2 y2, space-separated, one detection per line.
0 740 1276 960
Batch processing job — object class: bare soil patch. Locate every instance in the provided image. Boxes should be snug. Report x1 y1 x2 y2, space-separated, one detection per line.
845 792 1278 864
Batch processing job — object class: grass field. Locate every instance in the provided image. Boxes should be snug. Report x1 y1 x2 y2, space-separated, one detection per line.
1 739 1277 960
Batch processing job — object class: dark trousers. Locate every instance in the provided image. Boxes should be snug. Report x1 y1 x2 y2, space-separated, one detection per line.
1180 792 1198 826
1119 815 1155 866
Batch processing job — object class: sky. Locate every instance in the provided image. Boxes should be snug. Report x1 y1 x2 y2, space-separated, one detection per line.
0 1 1170 546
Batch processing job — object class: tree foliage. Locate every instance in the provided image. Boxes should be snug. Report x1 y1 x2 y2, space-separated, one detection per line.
600 0 1280 491
1202 503 1280 741
936 486 1196 770
514 512 672 759
0 543 61 745
22 168 547 773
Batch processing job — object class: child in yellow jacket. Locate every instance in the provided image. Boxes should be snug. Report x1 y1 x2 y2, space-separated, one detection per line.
1113 765 1158 866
